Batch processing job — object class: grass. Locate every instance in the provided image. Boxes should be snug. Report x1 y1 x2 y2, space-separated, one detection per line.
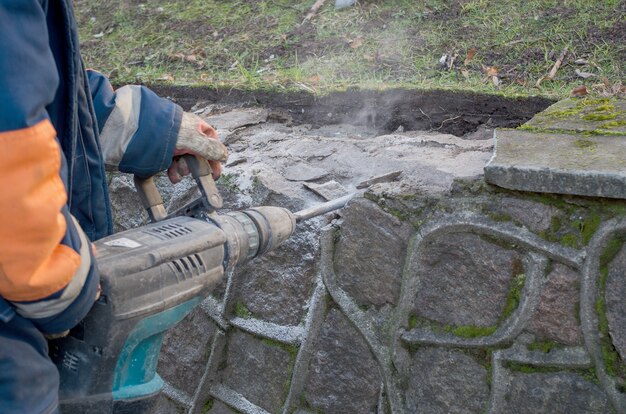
74 0 624 98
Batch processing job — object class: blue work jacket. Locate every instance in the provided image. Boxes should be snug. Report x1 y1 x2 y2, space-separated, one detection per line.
0 0 182 332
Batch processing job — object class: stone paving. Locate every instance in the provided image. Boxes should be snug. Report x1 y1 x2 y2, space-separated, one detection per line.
108 96 626 413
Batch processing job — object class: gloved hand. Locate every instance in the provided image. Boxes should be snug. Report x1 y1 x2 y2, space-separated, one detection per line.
169 112 228 183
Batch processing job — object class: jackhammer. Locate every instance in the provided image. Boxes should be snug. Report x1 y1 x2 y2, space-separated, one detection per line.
49 155 352 413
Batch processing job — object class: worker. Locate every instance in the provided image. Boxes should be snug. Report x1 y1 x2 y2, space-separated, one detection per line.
0 1 228 413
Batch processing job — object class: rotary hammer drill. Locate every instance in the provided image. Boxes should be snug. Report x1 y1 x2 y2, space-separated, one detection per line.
49 155 351 413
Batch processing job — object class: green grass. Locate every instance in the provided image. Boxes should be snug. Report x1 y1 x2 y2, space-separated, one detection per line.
74 0 624 97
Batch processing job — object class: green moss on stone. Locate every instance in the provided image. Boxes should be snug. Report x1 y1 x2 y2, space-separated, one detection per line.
581 213 602 245
580 98 612 106
298 395 325 414
364 191 409 222
593 104 616 112
500 273 526 321
599 120 626 129
560 233 579 249
582 113 618 122
539 97 615 122
544 108 579 119
217 173 239 192
596 236 626 379
525 192 574 212
459 348 494 386
599 237 624 268
517 123 626 137
406 315 497 339
527 340 563 353
573 139 598 151
448 325 497 338
203 399 214 413
487 212 513 222
261 338 299 397
539 229 560 243
234 302 253 319
261 338 298 358
503 362 599 384
585 129 626 137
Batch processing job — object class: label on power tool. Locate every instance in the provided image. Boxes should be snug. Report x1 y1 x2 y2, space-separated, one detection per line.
103 237 142 248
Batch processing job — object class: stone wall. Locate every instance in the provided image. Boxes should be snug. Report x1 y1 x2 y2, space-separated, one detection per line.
109 97 626 413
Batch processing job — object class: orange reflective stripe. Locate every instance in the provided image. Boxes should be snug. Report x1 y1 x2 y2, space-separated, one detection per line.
0 120 80 301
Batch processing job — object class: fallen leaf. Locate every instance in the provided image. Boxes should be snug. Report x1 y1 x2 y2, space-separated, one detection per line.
306 75 321 84
460 69 470 80
492 76 501 87
464 47 476 66
570 85 588 97
484 66 499 77
574 58 589 65
349 36 364 49
575 69 594 79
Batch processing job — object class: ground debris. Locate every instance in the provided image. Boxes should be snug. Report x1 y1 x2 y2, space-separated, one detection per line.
535 47 568 87
304 180 349 200
357 171 403 189
303 0 327 23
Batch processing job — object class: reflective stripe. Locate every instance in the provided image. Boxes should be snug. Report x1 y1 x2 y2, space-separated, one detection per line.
0 120 80 301
13 216 92 319
99 85 143 167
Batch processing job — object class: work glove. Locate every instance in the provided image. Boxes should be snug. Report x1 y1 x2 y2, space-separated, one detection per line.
169 112 228 183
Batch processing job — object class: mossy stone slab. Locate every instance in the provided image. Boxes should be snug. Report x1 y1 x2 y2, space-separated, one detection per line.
484 129 626 199
525 97 626 134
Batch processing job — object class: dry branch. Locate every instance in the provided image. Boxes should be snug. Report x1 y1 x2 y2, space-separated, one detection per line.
536 47 568 87
303 0 327 23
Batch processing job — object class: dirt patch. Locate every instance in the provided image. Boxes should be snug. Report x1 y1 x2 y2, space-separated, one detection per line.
262 21 347 64
149 86 554 136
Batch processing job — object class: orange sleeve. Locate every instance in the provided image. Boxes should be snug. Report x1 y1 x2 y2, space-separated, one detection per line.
0 120 80 301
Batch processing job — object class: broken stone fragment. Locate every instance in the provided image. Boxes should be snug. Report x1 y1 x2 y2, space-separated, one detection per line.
303 180 349 200
204 108 269 144
356 170 402 189
225 157 247 167
282 164 329 182
335 0 356 9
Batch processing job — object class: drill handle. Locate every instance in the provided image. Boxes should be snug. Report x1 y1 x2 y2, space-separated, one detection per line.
134 154 223 223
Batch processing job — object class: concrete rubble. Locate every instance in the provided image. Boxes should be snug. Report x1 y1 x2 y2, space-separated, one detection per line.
108 95 626 413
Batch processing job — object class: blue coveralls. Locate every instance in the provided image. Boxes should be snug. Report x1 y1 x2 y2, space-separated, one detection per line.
0 1 182 412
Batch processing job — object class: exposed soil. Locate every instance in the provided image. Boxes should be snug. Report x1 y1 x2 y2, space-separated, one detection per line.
149 86 554 136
